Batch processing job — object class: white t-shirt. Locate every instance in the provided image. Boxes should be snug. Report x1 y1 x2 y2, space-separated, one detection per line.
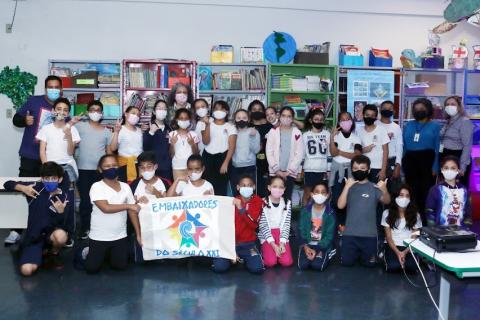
168 130 200 170
175 179 214 196
356 125 390 169
35 123 81 165
195 121 206 155
89 180 136 241
203 121 237 154
118 126 143 157
381 210 422 247
134 178 166 198
376 120 403 165
333 132 361 164
302 129 331 172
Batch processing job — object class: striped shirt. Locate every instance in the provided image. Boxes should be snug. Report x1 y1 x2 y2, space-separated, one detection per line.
258 197 292 244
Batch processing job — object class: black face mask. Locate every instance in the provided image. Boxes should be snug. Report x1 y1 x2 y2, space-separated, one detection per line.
251 111 265 121
380 110 394 118
236 120 249 129
363 117 376 126
312 122 324 130
352 169 369 181
413 110 427 121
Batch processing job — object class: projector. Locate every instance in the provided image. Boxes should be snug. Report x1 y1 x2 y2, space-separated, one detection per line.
420 225 478 252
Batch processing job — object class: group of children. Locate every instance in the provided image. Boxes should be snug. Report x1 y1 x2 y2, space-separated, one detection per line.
6 77 473 277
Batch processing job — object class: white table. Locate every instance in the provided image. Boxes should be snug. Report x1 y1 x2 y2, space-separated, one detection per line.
404 239 480 320
0 177 39 229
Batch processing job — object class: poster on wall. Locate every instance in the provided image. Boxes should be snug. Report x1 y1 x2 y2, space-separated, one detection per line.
347 70 394 122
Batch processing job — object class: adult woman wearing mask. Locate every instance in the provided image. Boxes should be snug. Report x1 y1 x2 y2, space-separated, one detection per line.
402 98 440 221
167 83 194 116
440 96 473 186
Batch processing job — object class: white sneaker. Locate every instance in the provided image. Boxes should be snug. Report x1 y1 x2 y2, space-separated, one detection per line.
4 231 20 244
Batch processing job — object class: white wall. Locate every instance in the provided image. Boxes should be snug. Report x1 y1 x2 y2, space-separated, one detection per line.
0 0 478 176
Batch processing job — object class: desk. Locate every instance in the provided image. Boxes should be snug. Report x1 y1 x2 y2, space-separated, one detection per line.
404 239 480 320
0 177 39 229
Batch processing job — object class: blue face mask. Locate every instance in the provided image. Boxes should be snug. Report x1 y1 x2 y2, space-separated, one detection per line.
46 88 61 101
43 181 59 192
102 168 119 180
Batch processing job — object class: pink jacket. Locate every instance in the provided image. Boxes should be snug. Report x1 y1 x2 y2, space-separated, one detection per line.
266 126 304 178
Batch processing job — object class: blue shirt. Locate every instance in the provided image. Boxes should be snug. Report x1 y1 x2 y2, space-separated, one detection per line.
403 120 440 172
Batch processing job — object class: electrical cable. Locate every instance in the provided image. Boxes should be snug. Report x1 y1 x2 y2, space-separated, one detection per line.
10 0 18 30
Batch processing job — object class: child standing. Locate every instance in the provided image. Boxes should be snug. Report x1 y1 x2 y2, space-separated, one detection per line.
426 155 472 227
130 151 167 202
258 176 293 268
230 109 260 196
302 109 331 205
298 182 336 271
167 155 214 197
193 98 210 155
169 108 199 180
213 174 264 274
337 155 390 267
266 106 304 200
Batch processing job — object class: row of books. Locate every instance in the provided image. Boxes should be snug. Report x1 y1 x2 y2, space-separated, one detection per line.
271 74 334 92
126 93 168 114
198 67 266 91
126 64 192 89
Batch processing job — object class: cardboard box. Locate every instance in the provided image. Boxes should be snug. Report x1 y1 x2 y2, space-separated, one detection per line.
72 71 98 88
294 52 329 65
421 56 444 69
369 50 392 67
339 53 363 66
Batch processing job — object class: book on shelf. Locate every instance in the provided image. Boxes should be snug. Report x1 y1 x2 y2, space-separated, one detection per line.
198 66 213 90
271 73 334 92
127 64 191 89
202 94 265 118
204 68 266 91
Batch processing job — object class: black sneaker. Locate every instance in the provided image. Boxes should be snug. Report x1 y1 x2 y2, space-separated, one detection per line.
79 230 89 240
64 238 74 248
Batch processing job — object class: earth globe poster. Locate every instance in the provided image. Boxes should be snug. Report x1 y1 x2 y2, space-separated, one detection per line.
263 31 297 64
347 70 394 122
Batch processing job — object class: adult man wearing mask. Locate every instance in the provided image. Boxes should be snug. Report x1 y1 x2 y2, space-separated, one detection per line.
6 75 62 245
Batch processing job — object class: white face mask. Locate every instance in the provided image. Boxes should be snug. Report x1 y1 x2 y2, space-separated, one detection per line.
196 107 208 118
127 114 139 126
141 170 155 181
312 194 328 205
395 196 410 208
239 187 254 198
175 93 188 105
445 105 458 117
213 110 227 120
177 120 190 129
442 169 458 181
88 112 102 122
155 110 167 120
190 171 203 181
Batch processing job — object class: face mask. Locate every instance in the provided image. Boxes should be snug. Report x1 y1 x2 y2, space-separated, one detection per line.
270 187 284 198
177 120 190 129
46 88 61 101
43 181 59 193
363 117 376 126
312 122 324 130
312 194 328 205
52 112 66 121
127 114 139 126
251 111 265 121
339 120 353 132
155 110 167 120
239 187 254 198
190 171 203 181
413 110 427 121
88 112 103 122
442 169 458 181
141 170 155 180
236 120 249 129
395 197 410 208
213 110 227 120
280 117 293 126
445 105 458 117
352 169 369 181
102 167 119 180
175 93 188 105
270 118 279 126
196 107 208 118
380 110 394 118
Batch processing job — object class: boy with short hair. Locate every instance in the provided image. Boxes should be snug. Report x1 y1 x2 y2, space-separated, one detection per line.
3 162 71 276
167 154 214 197
130 151 168 202
337 155 390 267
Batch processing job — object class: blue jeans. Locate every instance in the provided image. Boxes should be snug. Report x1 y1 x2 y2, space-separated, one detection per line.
212 242 264 274
341 236 377 267
298 244 334 271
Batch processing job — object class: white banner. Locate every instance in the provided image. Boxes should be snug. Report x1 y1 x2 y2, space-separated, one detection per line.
139 195 236 260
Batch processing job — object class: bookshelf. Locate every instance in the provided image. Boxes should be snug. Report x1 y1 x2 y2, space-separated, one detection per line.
337 66 402 123
122 59 197 122
463 69 480 120
267 64 338 126
197 63 267 119
400 68 464 126
48 59 122 121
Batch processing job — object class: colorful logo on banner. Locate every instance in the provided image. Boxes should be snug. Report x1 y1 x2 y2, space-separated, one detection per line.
167 210 208 248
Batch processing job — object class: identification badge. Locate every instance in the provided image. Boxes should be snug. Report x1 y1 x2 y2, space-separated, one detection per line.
413 133 420 142
439 143 444 153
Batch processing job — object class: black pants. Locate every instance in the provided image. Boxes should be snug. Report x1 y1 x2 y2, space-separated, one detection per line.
78 170 101 233
256 157 269 198
85 237 129 273
384 245 417 274
440 149 471 187
19 157 42 177
386 157 402 196
229 165 256 197
402 150 436 223
332 169 347 226
282 175 295 201
202 151 229 196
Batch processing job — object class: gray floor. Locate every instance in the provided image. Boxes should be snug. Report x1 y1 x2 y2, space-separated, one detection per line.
0 229 479 320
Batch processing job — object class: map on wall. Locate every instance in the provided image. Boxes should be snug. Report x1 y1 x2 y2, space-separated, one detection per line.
347 70 394 122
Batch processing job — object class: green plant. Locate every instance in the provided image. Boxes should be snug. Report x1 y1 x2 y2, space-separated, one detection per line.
0 66 37 109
